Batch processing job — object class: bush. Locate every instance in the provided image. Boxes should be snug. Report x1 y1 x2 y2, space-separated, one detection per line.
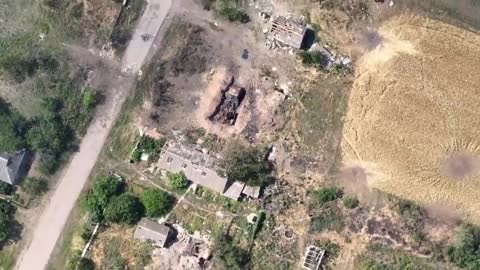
67 250 95 270
343 196 359 209
82 88 99 109
224 145 271 187
104 193 144 224
298 51 330 68
314 187 343 203
309 202 344 233
448 225 480 269
80 225 93 242
111 26 132 51
202 0 213 10
141 187 174 218
219 7 250 23
21 177 49 195
132 136 165 163
168 172 189 190
213 231 250 270
0 182 13 196
85 174 123 222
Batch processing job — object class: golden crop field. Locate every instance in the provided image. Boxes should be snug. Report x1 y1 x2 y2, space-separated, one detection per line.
341 16 480 222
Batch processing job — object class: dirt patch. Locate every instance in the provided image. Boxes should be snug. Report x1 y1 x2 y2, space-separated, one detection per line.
195 66 251 138
442 152 480 180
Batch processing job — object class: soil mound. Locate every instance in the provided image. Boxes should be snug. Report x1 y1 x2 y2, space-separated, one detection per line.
341 16 480 222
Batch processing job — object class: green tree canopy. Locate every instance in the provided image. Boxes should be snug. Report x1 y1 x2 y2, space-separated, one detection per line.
0 200 14 245
27 116 69 153
104 193 144 225
85 174 123 222
0 99 27 152
168 172 189 190
224 145 271 187
213 231 250 270
448 225 480 269
140 187 174 218
314 187 343 203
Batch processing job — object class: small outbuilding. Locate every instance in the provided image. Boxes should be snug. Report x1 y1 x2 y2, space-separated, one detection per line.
134 218 171 247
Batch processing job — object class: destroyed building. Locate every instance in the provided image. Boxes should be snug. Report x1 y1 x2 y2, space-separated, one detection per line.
268 15 307 49
157 141 260 200
209 78 246 126
302 245 325 270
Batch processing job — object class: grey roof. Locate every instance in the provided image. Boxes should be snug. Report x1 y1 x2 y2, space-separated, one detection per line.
242 185 261 198
0 149 26 185
158 142 229 194
223 181 245 200
134 218 170 247
269 16 307 49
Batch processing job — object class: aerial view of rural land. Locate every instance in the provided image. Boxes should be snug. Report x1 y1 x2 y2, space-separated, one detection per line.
0 0 479 269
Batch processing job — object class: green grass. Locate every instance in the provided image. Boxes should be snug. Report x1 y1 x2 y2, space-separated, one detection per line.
0 245 17 270
355 243 442 270
298 78 351 150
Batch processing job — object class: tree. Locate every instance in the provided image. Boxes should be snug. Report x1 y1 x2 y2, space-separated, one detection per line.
21 177 49 195
85 174 123 222
27 116 70 154
219 7 250 23
104 193 144 225
0 99 27 152
0 182 13 196
168 172 188 190
213 231 250 270
140 188 174 218
0 201 14 244
314 187 343 203
224 145 271 187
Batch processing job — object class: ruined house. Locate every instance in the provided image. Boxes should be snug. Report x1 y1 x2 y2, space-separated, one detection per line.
134 218 171 247
157 141 246 200
268 15 307 49
0 149 28 185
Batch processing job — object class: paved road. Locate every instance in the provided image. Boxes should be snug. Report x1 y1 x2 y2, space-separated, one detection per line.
15 0 172 269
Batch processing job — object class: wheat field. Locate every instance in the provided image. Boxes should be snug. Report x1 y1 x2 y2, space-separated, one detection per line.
341 16 480 222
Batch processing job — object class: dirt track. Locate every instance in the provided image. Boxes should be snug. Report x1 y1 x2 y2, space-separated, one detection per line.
15 0 172 269
341 16 480 222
